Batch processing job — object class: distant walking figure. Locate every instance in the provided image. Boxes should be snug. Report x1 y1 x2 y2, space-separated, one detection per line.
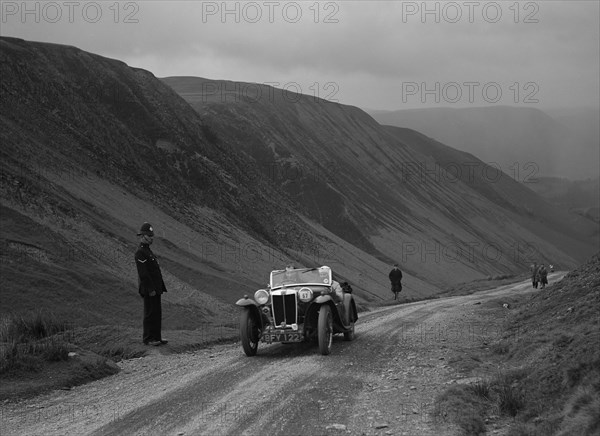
389 264 403 300
531 263 539 289
135 222 168 346
538 264 548 289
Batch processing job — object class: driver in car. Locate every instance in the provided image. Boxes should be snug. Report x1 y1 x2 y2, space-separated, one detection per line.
281 265 299 285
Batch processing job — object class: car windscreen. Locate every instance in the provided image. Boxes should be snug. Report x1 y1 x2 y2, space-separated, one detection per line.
271 268 331 288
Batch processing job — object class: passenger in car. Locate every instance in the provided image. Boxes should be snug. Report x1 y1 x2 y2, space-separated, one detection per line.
331 280 344 301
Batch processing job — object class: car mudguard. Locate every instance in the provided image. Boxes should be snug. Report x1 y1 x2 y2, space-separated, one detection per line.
315 295 333 304
343 294 358 325
314 299 346 333
236 298 264 329
236 297 258 307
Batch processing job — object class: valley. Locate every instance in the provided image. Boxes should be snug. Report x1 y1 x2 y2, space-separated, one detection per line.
0 36 598 436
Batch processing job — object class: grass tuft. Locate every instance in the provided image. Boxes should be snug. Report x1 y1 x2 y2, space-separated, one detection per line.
0 310 74 375
433 385 488 436
497 382 525 417
469 379 491 400
493 370 527 417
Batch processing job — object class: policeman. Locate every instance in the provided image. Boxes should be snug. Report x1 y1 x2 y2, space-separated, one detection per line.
135 222 168 346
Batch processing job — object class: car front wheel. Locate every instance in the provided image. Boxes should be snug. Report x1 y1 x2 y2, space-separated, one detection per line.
318 304 333 355
240 309 259 356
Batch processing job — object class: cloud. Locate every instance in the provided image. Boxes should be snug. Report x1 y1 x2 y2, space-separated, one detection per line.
1 0 598 110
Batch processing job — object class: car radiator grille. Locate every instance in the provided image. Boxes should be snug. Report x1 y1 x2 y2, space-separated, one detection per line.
272 294 297 326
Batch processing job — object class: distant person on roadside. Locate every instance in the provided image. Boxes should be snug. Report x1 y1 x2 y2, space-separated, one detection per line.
135 222 168 346
389 263 403 300
531 263 539 289
549 264 554 273
538 264 548 289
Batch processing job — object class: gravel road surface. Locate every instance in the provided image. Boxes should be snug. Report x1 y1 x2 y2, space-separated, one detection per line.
1 275 564 436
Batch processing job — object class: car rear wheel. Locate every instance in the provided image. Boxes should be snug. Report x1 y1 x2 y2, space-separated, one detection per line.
343 322 355 341
240 309 259 356
318 305 333 355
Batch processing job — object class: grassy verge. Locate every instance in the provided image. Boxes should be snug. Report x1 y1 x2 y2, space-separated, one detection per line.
0 310 239 401
70 322 240 360
436 273 527 298
433 254 600 435
0 310 74 375
375 273 527 309
377 293 441 308
434 369 531 435
0 310 120 400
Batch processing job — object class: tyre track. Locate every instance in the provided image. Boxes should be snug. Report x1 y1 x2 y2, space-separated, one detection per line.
1 276 563 436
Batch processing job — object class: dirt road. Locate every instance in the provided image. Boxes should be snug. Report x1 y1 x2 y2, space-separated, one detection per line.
0 274 564 436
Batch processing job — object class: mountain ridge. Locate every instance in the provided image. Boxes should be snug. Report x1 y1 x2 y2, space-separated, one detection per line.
367 105 600 180
0 38 596 332
163 76 597 284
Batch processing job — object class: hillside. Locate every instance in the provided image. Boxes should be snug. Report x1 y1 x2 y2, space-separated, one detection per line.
0 38 597 338
368 106 600 180
0 37 437 336
500 253 600 435
524 176 600 223
380 126 599 258
163 76 597 287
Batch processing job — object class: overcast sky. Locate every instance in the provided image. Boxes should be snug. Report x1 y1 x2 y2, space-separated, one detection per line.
2 1 599 111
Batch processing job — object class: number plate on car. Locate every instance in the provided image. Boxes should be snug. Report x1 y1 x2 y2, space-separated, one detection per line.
262 332 303 343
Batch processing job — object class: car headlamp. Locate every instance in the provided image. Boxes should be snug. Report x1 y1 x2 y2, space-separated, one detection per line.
254 289 270 305
298 287 313 302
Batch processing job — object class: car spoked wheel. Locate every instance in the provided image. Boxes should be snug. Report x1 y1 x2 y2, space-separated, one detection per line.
240 309 259 356
318 305 333 355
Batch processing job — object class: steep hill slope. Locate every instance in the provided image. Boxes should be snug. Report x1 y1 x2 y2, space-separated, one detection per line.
1 38 596 337
381 126 599 256
368 106 600 180
1 37 431 333
524 176 600 223
163 77 597 288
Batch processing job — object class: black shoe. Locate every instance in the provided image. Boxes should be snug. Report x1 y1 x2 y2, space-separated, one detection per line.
144 340 162 346
159 340 168 345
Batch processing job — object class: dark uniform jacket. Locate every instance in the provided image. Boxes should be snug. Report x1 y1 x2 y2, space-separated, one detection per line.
389 268 403 284
531 265 539 280
135 243 167 298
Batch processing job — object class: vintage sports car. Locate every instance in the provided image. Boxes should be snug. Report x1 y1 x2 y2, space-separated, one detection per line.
236 266 358 356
